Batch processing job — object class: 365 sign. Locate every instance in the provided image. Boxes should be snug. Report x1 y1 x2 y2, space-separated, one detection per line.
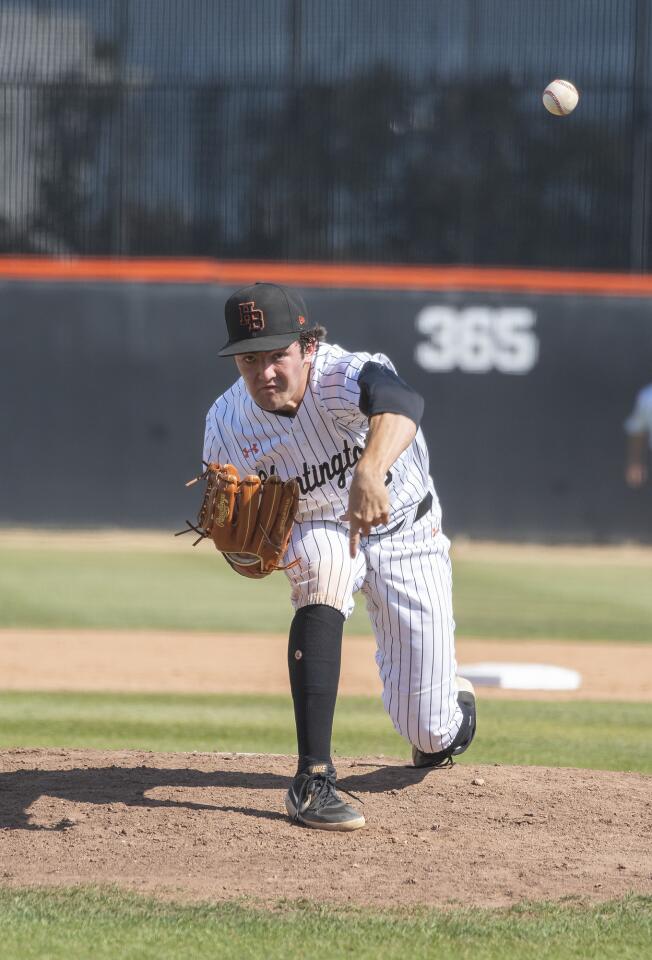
414 306 539 374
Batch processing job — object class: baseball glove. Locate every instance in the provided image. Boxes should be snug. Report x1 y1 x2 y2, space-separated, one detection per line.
178 462 299 578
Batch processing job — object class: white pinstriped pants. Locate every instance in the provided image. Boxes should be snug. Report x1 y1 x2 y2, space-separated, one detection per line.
285 513 462 754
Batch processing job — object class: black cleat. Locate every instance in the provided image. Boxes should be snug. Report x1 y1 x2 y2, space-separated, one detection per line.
285 763 365 831
412 677 477 769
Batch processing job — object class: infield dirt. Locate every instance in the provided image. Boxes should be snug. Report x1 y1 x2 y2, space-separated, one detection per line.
0 630 649 700
1 748 651 907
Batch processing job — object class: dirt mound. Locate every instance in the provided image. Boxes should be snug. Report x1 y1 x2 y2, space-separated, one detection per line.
1 749 650 907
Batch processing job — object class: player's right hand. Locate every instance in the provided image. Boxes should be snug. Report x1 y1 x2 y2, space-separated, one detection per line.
340 464 390 557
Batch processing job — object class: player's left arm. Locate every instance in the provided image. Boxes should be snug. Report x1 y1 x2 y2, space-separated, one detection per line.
342 361 424 557
625 431 648 487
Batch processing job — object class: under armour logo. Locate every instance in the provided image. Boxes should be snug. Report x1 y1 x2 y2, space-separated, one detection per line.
242 443 260 458
239 301 265 332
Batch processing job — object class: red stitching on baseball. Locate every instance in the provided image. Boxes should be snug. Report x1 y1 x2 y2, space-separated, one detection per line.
545 89 565 114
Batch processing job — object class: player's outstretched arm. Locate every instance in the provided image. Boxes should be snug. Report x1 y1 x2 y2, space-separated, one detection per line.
342 412 417 557
625 431 648 487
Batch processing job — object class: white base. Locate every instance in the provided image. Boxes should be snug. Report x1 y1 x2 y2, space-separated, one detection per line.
459 662 581 691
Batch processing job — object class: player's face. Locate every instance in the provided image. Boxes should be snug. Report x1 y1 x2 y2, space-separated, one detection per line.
235 340 314 413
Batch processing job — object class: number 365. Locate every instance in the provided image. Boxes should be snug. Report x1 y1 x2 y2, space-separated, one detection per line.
414 306 539 374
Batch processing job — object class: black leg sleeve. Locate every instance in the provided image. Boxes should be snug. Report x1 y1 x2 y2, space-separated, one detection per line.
287 603 344 774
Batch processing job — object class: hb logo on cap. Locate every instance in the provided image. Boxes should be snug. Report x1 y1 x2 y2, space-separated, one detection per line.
238 301 265 332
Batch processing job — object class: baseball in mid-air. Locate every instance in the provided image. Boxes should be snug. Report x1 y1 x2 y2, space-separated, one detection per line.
542 79 579 116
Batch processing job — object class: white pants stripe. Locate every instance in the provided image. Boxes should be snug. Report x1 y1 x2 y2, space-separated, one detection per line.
285 514 461 753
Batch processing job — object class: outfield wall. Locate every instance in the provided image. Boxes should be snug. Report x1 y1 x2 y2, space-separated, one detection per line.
2 265 651 541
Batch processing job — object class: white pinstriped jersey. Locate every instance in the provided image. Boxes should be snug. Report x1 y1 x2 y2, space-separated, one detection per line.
203 343 442 532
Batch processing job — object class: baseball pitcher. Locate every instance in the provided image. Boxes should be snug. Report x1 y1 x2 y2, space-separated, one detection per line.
192 282 477 831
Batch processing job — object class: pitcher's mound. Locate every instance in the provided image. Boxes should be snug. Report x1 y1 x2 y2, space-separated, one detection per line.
1 749 650 907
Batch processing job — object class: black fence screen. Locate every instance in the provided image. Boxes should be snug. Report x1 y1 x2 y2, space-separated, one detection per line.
1 0 651 269
2 278 651 542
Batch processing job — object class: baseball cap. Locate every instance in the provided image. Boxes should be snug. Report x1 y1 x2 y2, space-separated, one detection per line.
218 282 314 357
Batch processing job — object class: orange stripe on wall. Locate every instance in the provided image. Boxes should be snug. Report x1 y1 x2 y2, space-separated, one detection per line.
1 256 652 296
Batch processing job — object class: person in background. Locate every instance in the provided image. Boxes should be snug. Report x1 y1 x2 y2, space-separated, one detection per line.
624 383 652 488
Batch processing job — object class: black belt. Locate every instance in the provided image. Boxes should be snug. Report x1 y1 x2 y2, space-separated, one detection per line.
414 491 433 523
367 491 433 538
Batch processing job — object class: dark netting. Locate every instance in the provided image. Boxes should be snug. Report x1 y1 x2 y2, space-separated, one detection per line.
0 0 650 269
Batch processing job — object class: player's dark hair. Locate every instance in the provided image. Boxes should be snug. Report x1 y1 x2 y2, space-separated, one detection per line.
299 325 327 357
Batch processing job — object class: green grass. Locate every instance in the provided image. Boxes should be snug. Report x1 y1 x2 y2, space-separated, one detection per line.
0 888 649 960
452 560 652 642
0 692 650 773
1 546 652 641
